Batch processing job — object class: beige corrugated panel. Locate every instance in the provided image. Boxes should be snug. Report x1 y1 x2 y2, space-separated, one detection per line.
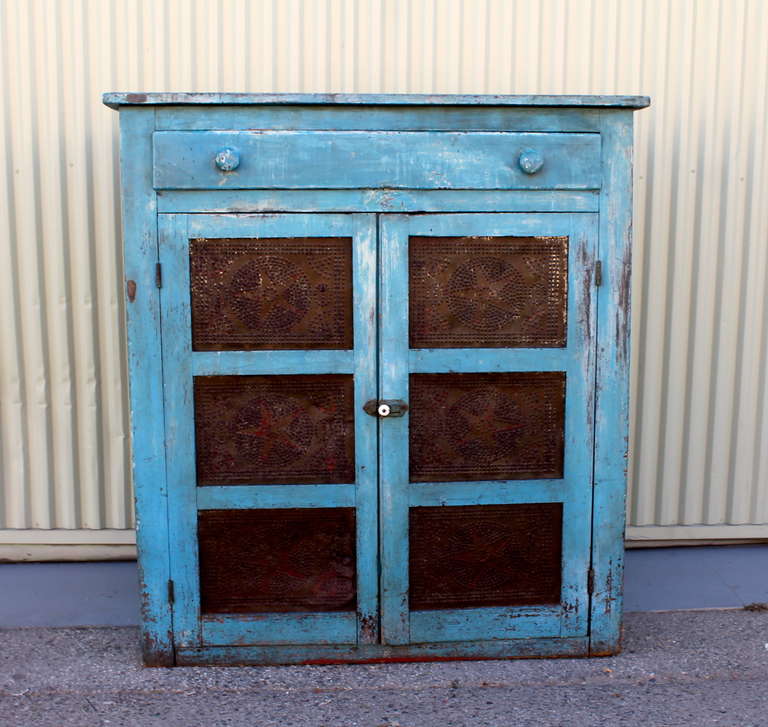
0 0 766 557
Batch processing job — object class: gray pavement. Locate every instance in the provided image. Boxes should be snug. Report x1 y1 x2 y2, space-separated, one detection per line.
1 609 767 727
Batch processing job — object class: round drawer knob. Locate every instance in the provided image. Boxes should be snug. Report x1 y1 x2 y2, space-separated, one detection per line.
518 149 544 175
377 403 391 417
214 147 240 171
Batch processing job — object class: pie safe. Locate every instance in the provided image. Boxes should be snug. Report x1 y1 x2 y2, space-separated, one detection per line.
105 92 649 666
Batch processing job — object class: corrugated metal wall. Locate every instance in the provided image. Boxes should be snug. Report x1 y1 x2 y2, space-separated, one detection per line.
1 0 767 557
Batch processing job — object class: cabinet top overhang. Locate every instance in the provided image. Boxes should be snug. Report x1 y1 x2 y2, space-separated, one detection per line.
103 92 650 110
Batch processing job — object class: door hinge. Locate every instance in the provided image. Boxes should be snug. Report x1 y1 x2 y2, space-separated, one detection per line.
587 568 595 595
167 579 175 604
595 260 603 287
155 262 163 289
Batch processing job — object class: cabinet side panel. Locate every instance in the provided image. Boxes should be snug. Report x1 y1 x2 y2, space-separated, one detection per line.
119 108 173 666
591 111 634 655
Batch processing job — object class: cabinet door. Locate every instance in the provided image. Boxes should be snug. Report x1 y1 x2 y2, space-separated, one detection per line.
379 213 597 646
158 213 378 650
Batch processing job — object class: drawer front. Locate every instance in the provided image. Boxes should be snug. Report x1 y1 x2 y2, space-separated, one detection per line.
153 131 601 190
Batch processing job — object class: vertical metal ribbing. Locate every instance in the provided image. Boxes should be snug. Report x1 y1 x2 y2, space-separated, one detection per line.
0 0 767 544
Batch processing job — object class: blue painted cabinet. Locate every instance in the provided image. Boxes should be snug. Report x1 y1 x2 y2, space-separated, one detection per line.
106 93 649 666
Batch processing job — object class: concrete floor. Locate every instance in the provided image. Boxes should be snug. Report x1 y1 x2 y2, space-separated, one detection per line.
1 610 767 726
1 545 767 628
0 547 766 726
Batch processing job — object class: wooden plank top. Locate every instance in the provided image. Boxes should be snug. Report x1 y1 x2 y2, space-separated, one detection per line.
103 92 650 110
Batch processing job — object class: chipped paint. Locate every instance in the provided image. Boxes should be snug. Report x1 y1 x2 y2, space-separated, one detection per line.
616 239 632 366
359 613 378 643
578 235 593 353
110 96 645 666
104 92 650 110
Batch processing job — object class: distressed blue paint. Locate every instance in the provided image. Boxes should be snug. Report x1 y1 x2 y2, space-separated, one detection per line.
378 215 411 646
118 108 174 667
197 485 356 510
559 214 599 638
590 111 636 655
202 613 357 646
186 212 357 238
409 348 569 373
191 350 355 376
105 92 650 108
160 212 379 651
153 131 601 190
108 94 646 665
155 105 603 132
385 213 596 644
175 636 591 666
350 214 380 645
410 606 563 643
408 481 578 507
157 189 600 214
158 214 201 648
405 211 582 236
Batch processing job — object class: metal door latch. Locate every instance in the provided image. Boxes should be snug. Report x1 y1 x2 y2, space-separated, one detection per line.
363 399 409 418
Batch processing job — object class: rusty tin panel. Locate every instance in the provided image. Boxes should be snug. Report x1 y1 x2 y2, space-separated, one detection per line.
189 237 353 350
194 374 356 485
409 503 563 610
198 507 357 614
409 236 568 349
409 372 566 482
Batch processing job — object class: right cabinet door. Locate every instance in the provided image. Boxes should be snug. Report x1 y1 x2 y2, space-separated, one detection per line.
379 213 598 647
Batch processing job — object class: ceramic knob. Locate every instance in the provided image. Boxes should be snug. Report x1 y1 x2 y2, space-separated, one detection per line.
214 147 240 171
518 148 544 175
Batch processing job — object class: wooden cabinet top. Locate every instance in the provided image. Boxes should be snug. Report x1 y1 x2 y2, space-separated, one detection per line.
104 92 651 109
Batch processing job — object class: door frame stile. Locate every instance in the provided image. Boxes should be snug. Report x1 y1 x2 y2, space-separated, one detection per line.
351 213 381 644
120 108 175 666
378 214 411 645
559 213 599 638
590 110 635 655
158 213 203 649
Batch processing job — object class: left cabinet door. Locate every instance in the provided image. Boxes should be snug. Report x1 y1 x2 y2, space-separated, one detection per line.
158 213 379 656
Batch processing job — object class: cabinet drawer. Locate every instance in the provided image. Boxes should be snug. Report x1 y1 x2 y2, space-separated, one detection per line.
152 131 601 190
